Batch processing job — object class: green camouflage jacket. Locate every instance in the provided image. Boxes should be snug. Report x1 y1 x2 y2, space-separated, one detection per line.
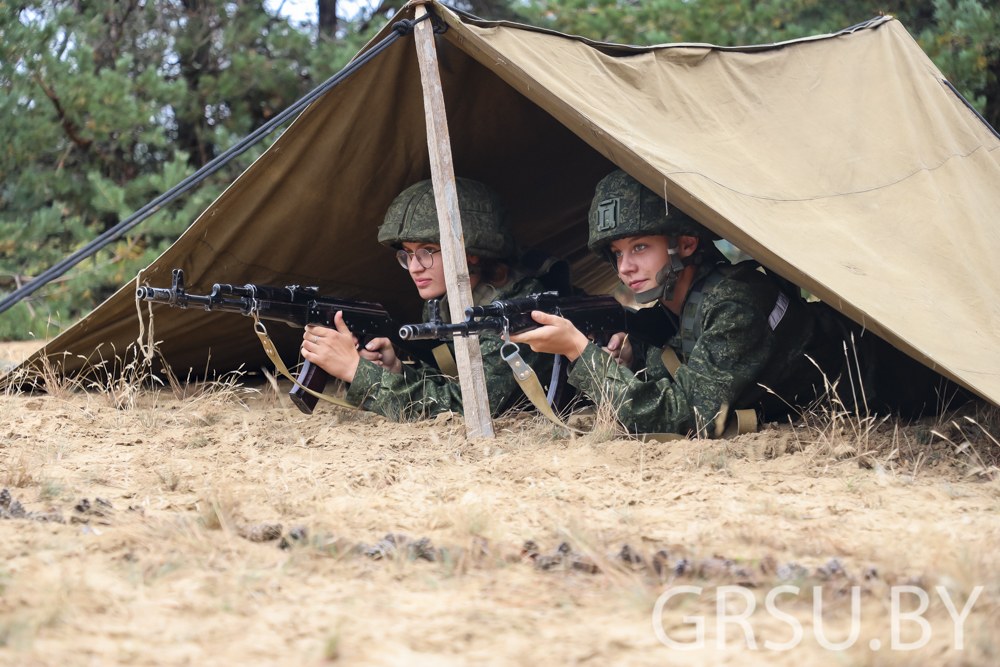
567 255 844 435
345 273 554 421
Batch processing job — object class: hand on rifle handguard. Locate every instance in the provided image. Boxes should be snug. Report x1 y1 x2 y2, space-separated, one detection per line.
508 311 591 361
603 332 634 368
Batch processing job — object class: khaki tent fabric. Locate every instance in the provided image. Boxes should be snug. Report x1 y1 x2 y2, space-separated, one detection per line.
17 2 1000 407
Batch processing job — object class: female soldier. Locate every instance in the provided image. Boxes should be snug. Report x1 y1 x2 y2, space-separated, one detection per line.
300 178 553 421
511 170 945 435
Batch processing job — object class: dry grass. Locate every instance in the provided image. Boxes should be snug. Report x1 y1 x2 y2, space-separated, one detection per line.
1 345 999 664
0 448 39 488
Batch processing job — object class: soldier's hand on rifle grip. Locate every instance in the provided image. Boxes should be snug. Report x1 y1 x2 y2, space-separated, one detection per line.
360 337 403 375
509 311 590 362
603 333 634 368
302 312 361 383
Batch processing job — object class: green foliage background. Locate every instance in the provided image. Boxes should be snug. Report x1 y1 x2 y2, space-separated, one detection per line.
1 0 997 340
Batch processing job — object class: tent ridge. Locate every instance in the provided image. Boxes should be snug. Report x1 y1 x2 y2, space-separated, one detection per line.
449 6 892 56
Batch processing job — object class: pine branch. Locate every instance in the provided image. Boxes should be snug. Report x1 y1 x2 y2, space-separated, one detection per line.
34 77 93 150
34 77 126 177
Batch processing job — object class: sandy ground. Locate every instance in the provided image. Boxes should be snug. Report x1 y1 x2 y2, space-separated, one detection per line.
1 341 999 666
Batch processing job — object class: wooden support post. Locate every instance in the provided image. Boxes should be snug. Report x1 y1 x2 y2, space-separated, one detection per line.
413 3 495 438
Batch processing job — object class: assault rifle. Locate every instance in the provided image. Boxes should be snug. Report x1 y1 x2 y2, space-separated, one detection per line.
398 291 673 349
398 291 675 411
137 269 437 415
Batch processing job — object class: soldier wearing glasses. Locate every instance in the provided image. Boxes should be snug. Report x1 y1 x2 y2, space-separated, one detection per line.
301 178 553 420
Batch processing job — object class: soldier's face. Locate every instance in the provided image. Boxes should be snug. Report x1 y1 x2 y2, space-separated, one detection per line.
401 242 481 300
402 242 447 299
609 235 672 293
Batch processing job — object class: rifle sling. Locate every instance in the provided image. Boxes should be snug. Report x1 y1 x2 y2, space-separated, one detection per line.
500 343 583 433
639 411 755 442
660 346 682 378
731 408 759 436
432 344 459 381
252 316 358 410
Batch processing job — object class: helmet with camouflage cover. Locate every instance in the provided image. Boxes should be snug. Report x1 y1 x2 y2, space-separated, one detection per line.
378 178 515 260
588 169 719 303
588 170 717 253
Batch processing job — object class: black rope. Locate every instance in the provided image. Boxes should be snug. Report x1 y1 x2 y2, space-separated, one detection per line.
0 13 431 317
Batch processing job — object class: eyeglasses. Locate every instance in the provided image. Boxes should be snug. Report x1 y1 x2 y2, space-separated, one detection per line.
396 247 440 270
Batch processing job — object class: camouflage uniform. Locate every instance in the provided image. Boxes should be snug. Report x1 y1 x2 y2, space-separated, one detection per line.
571 169 951 434
345 272 553 420
344 177 554 420
567 247 846 435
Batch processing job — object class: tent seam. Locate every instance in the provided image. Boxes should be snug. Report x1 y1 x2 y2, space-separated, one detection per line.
661 143 999 203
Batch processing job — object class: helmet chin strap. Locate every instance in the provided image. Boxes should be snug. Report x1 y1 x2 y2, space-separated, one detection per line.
633 236 697 304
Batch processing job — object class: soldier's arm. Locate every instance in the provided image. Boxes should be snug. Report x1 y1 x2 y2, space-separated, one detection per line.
344 356 460 421
567 290 775 435
345 334 551 420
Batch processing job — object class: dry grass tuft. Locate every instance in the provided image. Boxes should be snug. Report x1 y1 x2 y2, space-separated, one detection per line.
0 448 39 488
36 352 82 401
753 347 1000 486
198 488 239 533
160 358 259 414
778 352 888 464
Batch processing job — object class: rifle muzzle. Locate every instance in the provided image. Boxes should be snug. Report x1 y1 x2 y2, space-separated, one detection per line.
136 286 173 303
399 321 481 341
399 323 435 341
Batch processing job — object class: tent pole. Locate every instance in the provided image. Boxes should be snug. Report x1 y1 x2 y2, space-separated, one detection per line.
413 3 495 438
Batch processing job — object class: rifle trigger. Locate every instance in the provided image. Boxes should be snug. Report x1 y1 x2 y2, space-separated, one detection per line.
500 342 532 381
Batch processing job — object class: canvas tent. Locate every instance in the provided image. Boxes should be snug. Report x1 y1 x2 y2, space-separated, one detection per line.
15 1 1000 409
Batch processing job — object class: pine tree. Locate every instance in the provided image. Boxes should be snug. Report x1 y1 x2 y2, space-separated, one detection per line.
0 0 381 339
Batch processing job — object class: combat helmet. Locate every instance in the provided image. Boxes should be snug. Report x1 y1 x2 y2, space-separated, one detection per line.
588 169 718 303
378 178 515 260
